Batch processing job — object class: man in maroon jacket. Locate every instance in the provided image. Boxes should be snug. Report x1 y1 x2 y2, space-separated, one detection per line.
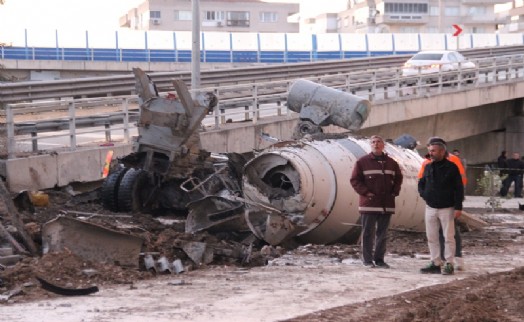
350 135 403 268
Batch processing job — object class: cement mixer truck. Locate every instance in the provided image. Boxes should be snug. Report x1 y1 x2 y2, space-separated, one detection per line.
101 72 425 245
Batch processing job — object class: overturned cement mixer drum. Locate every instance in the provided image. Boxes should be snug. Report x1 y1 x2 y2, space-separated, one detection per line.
242 137 426 246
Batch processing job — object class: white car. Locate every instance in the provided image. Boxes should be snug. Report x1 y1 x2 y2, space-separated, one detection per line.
401 50 476 77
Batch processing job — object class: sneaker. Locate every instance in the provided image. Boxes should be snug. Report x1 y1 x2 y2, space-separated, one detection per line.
441 262 454 275
363 261 375 268
455 257 465 271
374 261 390 268
420 262 441 274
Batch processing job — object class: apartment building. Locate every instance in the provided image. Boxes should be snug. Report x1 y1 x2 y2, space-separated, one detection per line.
119 0 299 33
506 0 524 32
334 0 509 34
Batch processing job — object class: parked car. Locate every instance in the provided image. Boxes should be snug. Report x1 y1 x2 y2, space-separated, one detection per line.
401 50 476 78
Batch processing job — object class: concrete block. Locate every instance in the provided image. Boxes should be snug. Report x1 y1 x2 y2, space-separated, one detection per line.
6 154 58 193
57 149 103 186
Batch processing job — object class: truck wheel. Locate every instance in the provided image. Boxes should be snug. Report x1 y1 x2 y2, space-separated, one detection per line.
117 169 150 213
101 167 129 212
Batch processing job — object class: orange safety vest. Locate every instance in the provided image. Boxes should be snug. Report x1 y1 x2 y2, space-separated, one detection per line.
418 154 467 186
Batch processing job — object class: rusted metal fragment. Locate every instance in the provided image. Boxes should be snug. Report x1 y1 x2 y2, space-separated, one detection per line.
181 241 213 266
42 216 143 268
185 195 245 233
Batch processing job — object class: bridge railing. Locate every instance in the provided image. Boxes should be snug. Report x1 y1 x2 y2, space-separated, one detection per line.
1 46 523 105
2 53 524 158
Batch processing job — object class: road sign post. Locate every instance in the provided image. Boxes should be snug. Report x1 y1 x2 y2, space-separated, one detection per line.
452 24 463 50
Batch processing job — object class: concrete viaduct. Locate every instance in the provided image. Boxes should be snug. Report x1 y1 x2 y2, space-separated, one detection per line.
3 75 524 194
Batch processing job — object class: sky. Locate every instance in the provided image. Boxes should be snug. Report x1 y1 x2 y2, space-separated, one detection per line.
0 0 347 31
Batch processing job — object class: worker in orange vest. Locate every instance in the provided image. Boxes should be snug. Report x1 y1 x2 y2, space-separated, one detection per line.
418 152 467 186
418 137 466 271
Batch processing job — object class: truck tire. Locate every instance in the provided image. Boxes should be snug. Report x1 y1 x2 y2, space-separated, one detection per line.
101 167 129 212
117 168 150 213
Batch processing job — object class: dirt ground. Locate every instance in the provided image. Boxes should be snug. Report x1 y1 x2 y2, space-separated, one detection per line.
1 188 524 321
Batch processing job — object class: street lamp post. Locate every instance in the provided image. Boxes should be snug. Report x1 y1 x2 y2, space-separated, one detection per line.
191 0 201 99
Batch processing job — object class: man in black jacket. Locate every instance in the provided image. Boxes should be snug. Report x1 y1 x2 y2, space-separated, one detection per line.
418 137 463 275
350 135 403 269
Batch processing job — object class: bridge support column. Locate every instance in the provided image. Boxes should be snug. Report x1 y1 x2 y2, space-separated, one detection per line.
505 116 524 155
505 98 524 154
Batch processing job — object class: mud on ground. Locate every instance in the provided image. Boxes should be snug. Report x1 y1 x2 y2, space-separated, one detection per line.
1 188 524 321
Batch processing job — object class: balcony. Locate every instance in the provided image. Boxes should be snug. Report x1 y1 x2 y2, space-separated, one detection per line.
226 19 250 27
507 21 524 32
509 6 524 17
460 15 508 25
375 14 428 25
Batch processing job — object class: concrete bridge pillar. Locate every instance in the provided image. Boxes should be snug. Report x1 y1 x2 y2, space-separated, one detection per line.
505 98 524 155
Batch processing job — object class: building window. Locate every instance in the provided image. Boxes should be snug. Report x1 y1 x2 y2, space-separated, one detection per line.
429 6 439 16
174 10 192 21
400 26 417 33
204 11 225 21
384 3 428 14
472 27 485 33
260 12 278 23
227 11 250 27
468 7 487 15
150 11 161 19
444 7 459 16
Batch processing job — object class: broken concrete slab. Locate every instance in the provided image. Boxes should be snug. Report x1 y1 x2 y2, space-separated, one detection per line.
0 255 23 266
42 216 143 268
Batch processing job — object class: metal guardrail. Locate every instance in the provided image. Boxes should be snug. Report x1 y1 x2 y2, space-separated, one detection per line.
1 45 523 105
2 52 524 159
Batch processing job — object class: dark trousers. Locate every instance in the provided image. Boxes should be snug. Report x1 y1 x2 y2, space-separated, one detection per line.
500 174 523 197
439 219 462 259
361 213 392 263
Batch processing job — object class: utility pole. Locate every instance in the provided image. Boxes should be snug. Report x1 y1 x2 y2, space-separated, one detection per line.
438 0 442 33
191 0 201 99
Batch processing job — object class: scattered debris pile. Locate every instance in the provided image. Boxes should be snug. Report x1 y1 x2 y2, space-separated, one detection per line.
0 183 283 302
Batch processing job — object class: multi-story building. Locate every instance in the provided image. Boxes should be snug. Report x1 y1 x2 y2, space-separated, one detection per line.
506 0 524 32
119 0 299 33
334 0 509 34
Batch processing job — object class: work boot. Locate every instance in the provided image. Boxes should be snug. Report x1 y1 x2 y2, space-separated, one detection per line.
420 262 441 274
441 262 454 275
363 261 375 268
374 261 390 268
